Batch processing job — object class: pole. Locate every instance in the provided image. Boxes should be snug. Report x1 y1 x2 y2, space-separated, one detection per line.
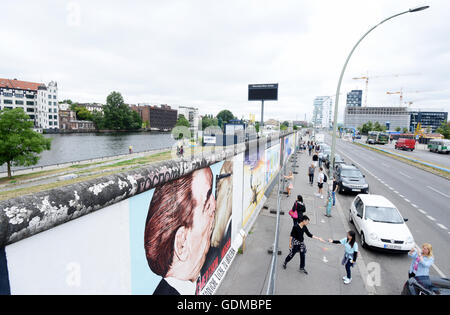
261 99 265 128
330 8 426 174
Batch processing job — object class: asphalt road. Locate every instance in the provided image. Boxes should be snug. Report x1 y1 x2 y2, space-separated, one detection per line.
356 137 450 170
324 134 450 295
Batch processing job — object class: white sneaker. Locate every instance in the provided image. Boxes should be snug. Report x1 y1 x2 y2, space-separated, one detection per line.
342 276 348 281
320 195 324 199
344 278 352 285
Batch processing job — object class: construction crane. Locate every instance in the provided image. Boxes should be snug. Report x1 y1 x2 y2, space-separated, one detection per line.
352 73 419 107
386 89 425 107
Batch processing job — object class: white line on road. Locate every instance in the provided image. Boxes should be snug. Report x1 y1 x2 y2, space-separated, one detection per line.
411 204 418 208
427 215 436 221
399 194 404 198
427 186 450 199
437 223 448 230
418 209 427 215
404 198 410 203
398 171 413 179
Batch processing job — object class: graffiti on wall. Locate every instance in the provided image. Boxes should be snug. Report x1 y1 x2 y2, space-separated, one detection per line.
242 143 266 227
265 141 281 186
129 159 234 295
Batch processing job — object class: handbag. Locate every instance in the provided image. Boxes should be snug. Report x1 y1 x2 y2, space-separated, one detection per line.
289 209 298 219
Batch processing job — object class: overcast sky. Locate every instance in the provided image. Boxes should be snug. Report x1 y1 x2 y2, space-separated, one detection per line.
1 0 449 123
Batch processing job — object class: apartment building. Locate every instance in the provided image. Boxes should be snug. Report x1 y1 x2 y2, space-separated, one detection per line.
0 78 59 130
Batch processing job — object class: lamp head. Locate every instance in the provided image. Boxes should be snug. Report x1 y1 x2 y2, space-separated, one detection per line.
409 6 430 13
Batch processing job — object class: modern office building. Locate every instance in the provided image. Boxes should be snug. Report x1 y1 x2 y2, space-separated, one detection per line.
346 90 363 107
312 96 333 129
409 109 448 132
130 104 177 131
344 106 410 131
0 78 59 130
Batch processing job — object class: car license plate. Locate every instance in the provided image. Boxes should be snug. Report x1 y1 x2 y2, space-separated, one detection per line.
384 244 402 250
352 189 361 192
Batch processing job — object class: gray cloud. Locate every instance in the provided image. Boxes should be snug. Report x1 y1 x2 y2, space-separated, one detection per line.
1 0 448 123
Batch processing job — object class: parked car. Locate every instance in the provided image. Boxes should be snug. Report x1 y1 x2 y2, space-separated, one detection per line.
325 153 345 169
335 164 369 194
401 276 450 295
349 194 415 252
395 138 416 151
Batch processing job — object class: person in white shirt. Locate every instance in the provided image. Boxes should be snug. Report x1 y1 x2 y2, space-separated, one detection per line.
317 167 325 199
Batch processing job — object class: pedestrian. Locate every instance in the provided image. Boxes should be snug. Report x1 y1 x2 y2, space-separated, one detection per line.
408 244 434 290
316 167 325 199
129 145 133 154
332 177 339 206
284 171 294 197
282 215 325 274
289 195 306 225
308 162 315 186
308 143 312 156
312 151 319 167
328 231 359 285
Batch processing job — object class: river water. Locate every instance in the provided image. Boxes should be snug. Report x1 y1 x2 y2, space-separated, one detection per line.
1 132 176 172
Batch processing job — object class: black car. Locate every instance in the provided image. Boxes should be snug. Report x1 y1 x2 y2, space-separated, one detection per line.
334 164 369 194
401 276 450 295
325 153 345 169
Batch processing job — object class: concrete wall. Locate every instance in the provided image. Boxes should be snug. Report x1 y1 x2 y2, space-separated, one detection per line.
0 131 298 295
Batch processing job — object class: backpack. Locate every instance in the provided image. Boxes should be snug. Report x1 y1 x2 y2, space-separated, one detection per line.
323 173 328 183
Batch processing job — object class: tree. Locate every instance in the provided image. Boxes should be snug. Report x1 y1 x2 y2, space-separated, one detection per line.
216 110 235 128
0 108 52 178
176 114 190 128
436 121 450 139
395 127 401 132
255 122 260 133
402 127 409 134
201 115 219 130
373 121 386 132
94 92 142 130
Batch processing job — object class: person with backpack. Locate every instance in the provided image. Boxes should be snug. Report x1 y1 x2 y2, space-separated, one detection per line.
289 195 306 225
316 167 326 199
308 143 313 156
328 231 359 285
312 151 319 167
283 215 325 274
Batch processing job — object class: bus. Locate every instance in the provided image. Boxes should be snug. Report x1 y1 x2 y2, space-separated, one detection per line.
366 131 390 145
428 139 450 154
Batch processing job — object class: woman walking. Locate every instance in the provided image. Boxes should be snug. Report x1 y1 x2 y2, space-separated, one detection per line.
283 215 325 274
308 163 315 186
284 171 294 197
289 195 306 225
328 231 359 284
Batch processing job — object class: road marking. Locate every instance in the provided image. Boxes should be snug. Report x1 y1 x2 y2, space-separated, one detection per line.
427 215 436 221
393 190 399 194
437 223 448 230
399 194 405 198
418 209 427 215
411 204 418 208
427 186 450 199
398 171 412 179
404 198 410 203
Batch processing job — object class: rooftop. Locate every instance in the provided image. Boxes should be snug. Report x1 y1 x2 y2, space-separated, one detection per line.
0 78 44 91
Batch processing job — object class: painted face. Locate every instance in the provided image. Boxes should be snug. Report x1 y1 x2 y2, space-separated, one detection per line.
185 168 216 278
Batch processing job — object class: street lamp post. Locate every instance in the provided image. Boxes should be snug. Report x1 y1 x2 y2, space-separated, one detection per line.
329 6 430 173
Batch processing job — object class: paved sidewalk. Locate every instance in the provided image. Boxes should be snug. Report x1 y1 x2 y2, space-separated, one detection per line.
217 148 368 295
